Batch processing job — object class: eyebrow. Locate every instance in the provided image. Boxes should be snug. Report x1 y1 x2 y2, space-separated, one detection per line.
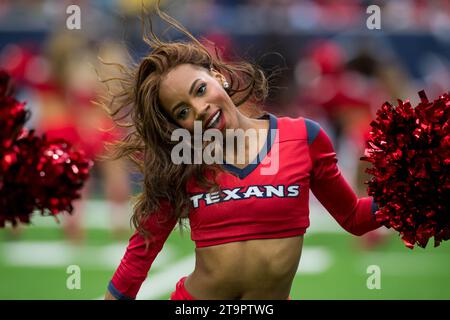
171 78 201 114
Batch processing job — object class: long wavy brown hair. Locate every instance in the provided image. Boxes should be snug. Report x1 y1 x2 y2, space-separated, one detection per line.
98 2 270 239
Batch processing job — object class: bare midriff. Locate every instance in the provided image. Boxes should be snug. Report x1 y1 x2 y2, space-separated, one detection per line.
184 235 303 299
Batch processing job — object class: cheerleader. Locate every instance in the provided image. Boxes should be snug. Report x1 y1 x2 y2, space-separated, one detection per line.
103 7 382 300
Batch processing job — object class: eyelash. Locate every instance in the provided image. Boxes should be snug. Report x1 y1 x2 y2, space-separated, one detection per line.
197 83 206 96
176 83 207 120
177 107 189 120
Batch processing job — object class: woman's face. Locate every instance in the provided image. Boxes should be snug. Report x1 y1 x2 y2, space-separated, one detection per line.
158 63 238 133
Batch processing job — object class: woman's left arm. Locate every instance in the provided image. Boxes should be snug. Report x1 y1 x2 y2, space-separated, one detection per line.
306 118 382 236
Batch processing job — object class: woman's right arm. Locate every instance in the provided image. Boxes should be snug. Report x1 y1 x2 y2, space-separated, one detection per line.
105 201 177 300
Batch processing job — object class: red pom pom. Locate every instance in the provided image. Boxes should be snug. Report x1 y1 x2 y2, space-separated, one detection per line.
0 131 42 227
33 137 93 216
361 91 450 249
0 131 93 227
0 70 29 155
0 70 93 227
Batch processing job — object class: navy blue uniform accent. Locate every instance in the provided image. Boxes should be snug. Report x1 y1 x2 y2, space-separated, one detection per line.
304 118 321 145
108 281 134 300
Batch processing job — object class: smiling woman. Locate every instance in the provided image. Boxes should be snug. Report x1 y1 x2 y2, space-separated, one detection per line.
100 1 382 300
99 3 271 238
158 64 232 132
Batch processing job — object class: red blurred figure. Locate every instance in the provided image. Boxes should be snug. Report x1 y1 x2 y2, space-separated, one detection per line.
0 35 133 244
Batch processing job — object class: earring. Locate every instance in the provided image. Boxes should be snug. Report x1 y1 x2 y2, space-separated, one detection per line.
223 81 230 90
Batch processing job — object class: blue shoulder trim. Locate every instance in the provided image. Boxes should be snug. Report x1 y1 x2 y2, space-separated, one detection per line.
108 280 134 300
304 118 321 145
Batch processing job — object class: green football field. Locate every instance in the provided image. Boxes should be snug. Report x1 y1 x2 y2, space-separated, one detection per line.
1 199 449 300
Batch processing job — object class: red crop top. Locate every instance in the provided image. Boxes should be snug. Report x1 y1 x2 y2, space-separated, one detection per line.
108 113 382 299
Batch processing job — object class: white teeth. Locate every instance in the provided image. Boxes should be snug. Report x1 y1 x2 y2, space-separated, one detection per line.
206 111 221 128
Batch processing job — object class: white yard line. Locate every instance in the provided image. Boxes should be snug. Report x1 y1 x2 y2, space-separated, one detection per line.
136 255 196 300
1 238 333 300
95 247 333 300
94 254 196 300
357 251 450 276
28 199 129 230
297 247 332 274
1 241 174 270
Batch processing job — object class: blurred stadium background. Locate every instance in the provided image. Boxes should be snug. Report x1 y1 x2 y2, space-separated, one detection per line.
0 0 449 299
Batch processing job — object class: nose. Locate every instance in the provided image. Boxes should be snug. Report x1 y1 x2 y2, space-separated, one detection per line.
195 103 210 121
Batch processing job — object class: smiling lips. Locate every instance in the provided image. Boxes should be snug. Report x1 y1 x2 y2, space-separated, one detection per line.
205 110 224 130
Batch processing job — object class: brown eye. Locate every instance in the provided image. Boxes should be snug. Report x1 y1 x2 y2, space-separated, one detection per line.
196 83 206 96
177 107 189 120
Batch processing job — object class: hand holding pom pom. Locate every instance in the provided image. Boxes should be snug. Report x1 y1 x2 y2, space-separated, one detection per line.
361 90 450 249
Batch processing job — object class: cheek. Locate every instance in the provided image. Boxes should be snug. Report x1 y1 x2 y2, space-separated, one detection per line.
209 87 232 108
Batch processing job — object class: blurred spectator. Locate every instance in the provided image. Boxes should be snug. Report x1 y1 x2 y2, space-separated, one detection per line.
17 30 133 244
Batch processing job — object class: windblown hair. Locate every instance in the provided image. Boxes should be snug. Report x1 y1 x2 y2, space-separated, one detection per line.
98 2 269 239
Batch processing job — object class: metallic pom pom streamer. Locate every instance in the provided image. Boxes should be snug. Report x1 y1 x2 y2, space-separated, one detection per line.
361 90 450 249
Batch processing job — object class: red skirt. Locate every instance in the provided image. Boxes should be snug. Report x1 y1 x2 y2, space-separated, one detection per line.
170 276 195 300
